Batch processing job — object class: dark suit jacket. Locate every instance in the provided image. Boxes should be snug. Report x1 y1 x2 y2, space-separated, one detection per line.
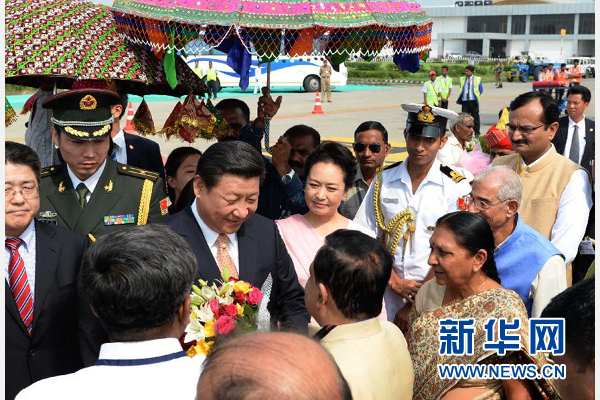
165 206 309 332
123 131 166 184
552 116 595 176
5 221 103 400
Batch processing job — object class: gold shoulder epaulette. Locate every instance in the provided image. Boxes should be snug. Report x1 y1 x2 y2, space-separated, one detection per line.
118 164 159 181
440 165 466 183
380 161 403 172
40 165 59 178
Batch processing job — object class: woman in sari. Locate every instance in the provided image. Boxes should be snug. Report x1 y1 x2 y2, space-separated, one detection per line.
276 141 375 288
408 212 558 400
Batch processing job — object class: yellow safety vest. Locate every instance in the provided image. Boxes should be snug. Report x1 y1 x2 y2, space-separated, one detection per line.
459 75 481 104
425 81 440 106
436 76 452 98
206 66 217 81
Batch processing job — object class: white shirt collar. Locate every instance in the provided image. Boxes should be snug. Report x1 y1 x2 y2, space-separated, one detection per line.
5 219 35 251
98 338 185 361
190 199 237 249
67 159 107 195
568 116 586 128
113 129 126 150
392 157 444 187
519 144 555 169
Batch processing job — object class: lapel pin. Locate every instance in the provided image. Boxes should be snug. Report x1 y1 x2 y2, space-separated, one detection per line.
58 181 65 192
104 180 114 192
129 144 134 150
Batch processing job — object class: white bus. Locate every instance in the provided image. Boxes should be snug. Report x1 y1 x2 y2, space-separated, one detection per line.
186 55 348 92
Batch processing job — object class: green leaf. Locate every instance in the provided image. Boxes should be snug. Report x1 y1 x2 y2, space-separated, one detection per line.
221 267 229 282
192 285 202 296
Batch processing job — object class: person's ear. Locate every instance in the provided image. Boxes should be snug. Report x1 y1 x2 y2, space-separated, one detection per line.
440 135 448 148
317 283 328 308
403 129 408 141
547 121 559 141
51 126 60 147
193 175 204 199
167 175 177 190
178 295 192 328
384 143 392 156
474 249 487 270
110 104 123 120
505 199 519 217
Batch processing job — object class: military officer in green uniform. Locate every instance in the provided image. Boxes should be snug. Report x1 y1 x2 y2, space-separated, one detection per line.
37 89 169 240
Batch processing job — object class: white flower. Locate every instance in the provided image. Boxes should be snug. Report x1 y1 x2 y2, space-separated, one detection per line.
201 285 216 300
184 316 205 343
197 304 215 323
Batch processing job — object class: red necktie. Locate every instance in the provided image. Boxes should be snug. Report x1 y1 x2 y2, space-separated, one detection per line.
6 238 34 335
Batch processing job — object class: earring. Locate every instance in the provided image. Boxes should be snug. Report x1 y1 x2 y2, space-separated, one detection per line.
473 267 479 273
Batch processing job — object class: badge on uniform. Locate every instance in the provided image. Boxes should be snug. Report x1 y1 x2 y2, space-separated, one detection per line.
38 211 58 225
457 196 468 211
104 214 136 225
382 198 399 204
160 198 169 216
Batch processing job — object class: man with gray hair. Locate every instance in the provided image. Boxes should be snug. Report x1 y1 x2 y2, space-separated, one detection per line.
16 225 205 400
436 112 475 180
467 166 566 317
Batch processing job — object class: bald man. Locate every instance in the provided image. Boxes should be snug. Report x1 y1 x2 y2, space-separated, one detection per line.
196 332 352 400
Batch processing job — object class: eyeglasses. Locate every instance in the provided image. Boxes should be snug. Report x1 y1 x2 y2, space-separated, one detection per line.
505 123 545 135
353 142 382 154
5 186 39 200
462 194 508 211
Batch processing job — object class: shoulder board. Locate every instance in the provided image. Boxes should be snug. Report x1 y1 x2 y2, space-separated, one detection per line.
40 165 60 178
381 161 403 172
440 165 466 183
117 164 159 181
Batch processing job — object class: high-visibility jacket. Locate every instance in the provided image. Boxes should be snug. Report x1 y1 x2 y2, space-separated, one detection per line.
539 71 553 82
436 76 453 99
569 65 583 84
425 81 440 106
205 66 217 81
554 70 567 86
457 75 482 105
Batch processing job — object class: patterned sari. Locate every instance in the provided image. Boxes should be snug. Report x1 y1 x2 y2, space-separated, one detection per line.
407 280 559 400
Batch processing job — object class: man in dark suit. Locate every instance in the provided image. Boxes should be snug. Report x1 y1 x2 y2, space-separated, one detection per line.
165 141 309 332
552 85 594 176
5 142 101 400
109 93 166 184
552 85 595 284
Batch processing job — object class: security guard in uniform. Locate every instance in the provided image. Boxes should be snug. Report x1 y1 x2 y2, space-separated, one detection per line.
37 89 168 239
354 103 471 326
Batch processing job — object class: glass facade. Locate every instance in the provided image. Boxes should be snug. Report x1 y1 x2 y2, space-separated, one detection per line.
530 15 574 35
467 16 508 33
511 15 526 35
579 14 594 34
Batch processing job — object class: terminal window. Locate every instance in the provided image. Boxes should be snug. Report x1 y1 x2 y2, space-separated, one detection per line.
467 16 508 34
511 15 526 35
578 14 594 35
530 14 574 35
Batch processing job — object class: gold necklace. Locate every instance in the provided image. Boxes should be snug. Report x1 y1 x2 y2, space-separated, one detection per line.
450 277 489 306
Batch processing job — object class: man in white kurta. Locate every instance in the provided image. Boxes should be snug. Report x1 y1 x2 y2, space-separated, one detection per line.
354 104 471 322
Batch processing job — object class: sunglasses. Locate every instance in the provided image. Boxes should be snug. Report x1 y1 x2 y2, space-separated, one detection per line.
353 142 382 153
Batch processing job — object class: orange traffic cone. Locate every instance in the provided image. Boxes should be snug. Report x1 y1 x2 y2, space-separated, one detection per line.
124 102 135 132
312 91 324 114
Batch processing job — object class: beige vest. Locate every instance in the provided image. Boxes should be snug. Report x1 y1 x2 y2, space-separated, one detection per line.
492 147 581 239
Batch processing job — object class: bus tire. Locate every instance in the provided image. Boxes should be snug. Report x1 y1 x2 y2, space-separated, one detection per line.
303 75 321 92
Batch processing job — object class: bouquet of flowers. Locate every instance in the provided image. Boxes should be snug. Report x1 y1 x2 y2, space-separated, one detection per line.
184 270 263 357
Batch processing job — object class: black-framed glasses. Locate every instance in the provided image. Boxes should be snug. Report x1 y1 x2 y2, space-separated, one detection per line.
353 142 382 153
505 123 545 135
5 186 39 200
462 194 508 211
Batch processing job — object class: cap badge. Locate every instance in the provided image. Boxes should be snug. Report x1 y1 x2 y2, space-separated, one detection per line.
417 105 435 123
79 95 97 111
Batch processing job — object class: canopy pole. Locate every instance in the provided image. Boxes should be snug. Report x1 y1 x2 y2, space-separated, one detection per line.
266 61 271 89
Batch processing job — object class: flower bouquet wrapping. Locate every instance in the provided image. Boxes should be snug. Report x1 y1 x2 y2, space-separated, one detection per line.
184 269 263 357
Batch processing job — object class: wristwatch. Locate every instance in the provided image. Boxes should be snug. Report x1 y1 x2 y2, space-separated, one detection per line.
281 169 296 185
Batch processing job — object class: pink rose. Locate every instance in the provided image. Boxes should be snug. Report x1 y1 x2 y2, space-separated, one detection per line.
246 288 263 305
215 315 235 336
222 304 238 317
209 299 219 315
228 277 239 283
234 290 246 304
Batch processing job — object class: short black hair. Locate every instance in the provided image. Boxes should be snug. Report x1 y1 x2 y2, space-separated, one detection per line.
197 141 265 190
436 212 501 284
304 141 357 189
118 93 128 120
567 85 592 103
215 99 251 124
442 65 449 71
81 224 197 341
354 121 389 144
466 65 475 72
5 141 41 183
541 277 594 372
313 230 393 320
165 146 203 203
283 124 321 148
561 63 566 68
509 91 559 126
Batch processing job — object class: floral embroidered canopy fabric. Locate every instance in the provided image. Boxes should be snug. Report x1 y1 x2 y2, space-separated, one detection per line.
5 0 207 96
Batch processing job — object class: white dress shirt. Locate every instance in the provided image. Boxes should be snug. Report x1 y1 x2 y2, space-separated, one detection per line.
519 145 593 265
191 199 239 273
529 255 567 318
67 160 107 203
435 135 475 182
353 159 471 320
111 129 128 165
16 338 205 400
561 116 587 165
5 220 37 296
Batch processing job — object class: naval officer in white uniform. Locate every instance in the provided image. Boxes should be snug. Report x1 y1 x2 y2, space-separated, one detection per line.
354 104 471 326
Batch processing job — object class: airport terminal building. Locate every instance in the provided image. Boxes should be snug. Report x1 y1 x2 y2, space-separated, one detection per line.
425 1 595 59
